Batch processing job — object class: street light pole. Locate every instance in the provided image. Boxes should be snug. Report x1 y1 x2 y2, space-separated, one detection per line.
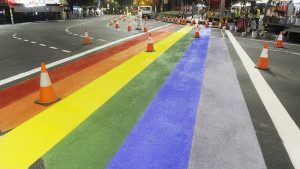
9 5 14 24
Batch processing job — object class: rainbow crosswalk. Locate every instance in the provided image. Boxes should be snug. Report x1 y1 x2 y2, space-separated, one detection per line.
0 26 209 169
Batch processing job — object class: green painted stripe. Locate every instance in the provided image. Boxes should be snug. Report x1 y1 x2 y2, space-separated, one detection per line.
41 32 194 169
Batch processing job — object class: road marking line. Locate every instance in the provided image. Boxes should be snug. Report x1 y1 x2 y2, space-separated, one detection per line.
270 49 300 56
226 30 300 169
23 39 29 42
0 26 191 169
13 37 17 39
0 24 171 86
30 41 37 44
98 39 106 41
49 46 58 50
39 44 46 47
61 50 71 53
17 38 22 40
73 34 78 36
235 36 300 47
220 29 225 37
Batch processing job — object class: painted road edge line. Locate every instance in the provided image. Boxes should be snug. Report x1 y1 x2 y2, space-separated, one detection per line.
0 24 171 86
226 30 300 169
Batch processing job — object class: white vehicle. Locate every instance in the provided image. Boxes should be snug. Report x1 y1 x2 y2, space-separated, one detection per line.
138 6 152 19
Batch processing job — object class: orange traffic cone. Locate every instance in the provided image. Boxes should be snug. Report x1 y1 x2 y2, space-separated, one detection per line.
144 21 148 32
194 25 200 38
35 63 60 106
146 32 154 52
115 21 120 28
128 21 132 32
190 19 194 26
256 42 270 70
177 18 181 24
183 18 187 25
83 28 91 45
276 32 283 48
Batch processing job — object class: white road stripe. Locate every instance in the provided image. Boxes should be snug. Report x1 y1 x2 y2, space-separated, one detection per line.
61 50 71 53
49 46 58 50
13 37 17 39
23 39 29 42
17 38 22 40
271 49 300 56
98 39 106 42
39 44 46 47
220 29 225 37
226 30 300 169
0 24 171 86
235 37 300 47
30 41 37 44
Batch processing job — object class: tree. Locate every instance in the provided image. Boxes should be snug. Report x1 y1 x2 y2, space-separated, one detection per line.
67 0 97 6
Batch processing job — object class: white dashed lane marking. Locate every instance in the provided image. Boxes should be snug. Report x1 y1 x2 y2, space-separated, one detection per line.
49 46 58 50
62 50 71 53
12 33 71 54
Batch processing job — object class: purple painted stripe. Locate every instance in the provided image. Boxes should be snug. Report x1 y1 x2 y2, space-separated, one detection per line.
107 29 211 169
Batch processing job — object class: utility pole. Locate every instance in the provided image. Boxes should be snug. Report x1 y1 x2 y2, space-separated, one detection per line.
8 0 14 24
9 6 14 24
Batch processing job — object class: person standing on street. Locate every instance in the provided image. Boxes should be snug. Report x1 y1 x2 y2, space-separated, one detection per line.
136 9 143 30
255 6 261 30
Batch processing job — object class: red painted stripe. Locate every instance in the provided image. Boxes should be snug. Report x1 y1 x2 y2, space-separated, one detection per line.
0 25 177 109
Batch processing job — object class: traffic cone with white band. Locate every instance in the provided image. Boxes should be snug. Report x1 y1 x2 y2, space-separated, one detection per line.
276 32 283 48
190 19 194 26
128 21 132 32
256 42 270 70
83 28 91 45
144 21 148 32
115 21 120 28
35 63 60 106
146 32 154 52
194 25 200 38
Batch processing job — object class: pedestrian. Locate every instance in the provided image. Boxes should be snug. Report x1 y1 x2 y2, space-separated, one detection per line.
136 9 142 30
255 6 260 30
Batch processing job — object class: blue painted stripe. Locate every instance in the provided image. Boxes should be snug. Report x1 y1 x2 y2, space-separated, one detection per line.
107 29 211 169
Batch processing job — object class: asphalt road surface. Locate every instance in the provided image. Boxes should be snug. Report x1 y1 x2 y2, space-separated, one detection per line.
0 15 168 88
224 29 300 169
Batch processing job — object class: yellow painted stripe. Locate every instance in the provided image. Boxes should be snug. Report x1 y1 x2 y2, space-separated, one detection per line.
0 26 192 169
